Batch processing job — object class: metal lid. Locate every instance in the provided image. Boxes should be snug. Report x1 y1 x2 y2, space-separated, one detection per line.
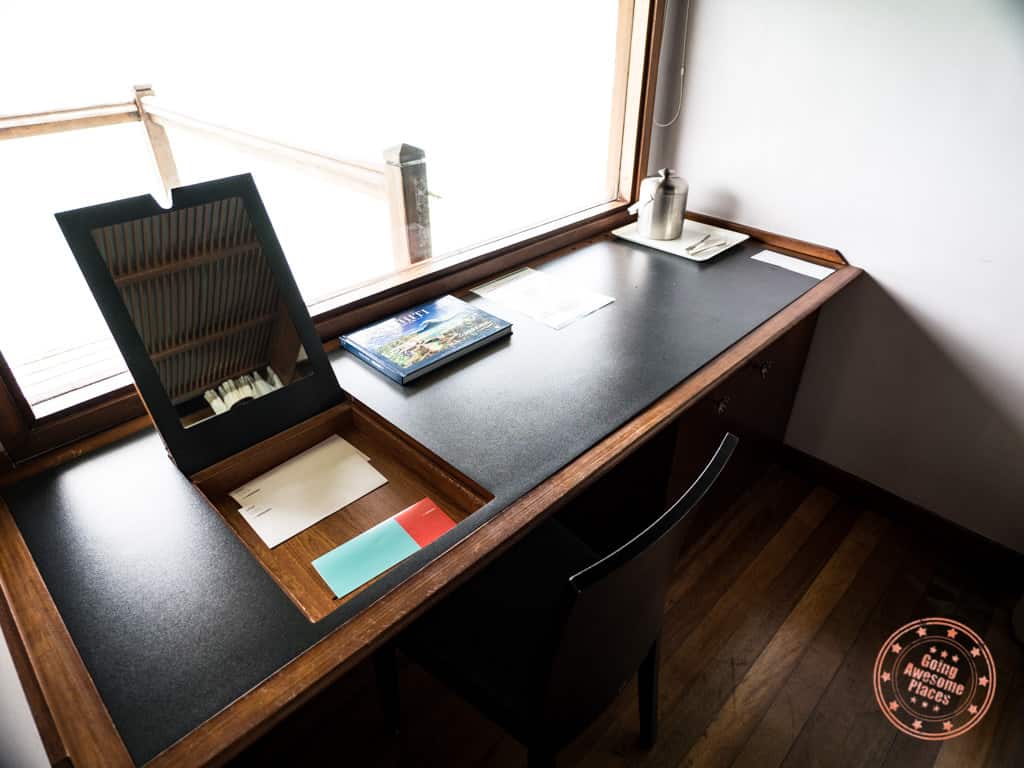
652 168 687 195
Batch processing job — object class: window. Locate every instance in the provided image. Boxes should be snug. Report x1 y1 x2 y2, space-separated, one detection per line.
0 1 661 459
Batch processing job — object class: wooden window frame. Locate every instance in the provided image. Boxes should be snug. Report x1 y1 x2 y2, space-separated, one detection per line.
0 0 667 466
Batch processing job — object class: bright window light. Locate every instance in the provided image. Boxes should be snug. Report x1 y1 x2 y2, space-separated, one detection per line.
0 1 623 417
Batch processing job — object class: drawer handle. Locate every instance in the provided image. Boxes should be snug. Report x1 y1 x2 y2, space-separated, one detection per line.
714 395 731 417
750 359 775 381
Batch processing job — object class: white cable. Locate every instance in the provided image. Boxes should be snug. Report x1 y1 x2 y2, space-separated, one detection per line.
655 0 691 129
654 67 686 128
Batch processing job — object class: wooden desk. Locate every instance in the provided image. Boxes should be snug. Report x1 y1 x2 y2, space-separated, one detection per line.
0 231 860 767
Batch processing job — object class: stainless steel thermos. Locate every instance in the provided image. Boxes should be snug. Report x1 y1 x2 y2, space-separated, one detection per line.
634 168 688 240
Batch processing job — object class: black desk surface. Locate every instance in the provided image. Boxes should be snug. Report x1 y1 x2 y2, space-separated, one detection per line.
5 238 821 764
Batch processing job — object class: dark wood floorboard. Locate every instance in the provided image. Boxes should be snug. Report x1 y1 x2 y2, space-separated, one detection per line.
876 563 1001 768
731 522 910 768
778 546 935 768
230 454 1024 768
636 498 857 768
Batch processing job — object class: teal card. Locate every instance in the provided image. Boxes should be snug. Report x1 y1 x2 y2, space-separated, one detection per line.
312 518 420 598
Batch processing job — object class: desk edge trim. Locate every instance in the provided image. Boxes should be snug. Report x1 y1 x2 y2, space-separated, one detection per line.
0 498 132 767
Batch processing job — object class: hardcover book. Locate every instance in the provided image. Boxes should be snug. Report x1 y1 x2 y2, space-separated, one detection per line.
340 295 511 384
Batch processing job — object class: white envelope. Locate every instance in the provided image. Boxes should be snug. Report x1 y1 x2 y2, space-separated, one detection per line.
230 435 387 549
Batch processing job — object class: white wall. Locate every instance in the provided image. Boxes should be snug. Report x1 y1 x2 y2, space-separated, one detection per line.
653 0 1024 551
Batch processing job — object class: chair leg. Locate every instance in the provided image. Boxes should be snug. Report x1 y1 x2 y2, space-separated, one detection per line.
1013 595 1024 643
638 636 660 749
374 643 401 736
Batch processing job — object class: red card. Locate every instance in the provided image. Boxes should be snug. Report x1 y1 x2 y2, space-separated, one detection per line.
393 497 456 548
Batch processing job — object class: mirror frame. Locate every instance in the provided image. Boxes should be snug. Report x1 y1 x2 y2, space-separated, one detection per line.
56 173 344 476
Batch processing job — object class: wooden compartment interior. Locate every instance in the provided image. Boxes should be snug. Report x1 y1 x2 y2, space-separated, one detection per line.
192 401 492 622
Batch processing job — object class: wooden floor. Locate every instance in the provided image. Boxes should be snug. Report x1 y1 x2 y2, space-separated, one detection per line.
232 453 1024 768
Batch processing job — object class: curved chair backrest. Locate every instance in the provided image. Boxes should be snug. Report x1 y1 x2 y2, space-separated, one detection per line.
539 433 738 737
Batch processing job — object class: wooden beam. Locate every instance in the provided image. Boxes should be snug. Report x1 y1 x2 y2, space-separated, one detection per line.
133 85 180 199
0 103 139 141
112 240 261 288
141 99 387 195
617 0 653 200
634 0 668 196
605 0 636 200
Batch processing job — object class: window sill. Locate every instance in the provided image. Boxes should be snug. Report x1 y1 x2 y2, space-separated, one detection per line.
309 199 630 337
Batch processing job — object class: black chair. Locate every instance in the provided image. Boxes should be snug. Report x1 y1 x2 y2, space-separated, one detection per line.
376 433 738 767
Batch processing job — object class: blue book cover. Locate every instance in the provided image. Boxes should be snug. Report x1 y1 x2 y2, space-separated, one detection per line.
340 295 511 384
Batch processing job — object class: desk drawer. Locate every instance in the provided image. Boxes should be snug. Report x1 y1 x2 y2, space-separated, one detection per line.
706 314 817 442
663 313 818 516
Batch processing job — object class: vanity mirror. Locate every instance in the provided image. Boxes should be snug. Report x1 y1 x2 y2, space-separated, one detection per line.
57 174 343 475
90 195 314 428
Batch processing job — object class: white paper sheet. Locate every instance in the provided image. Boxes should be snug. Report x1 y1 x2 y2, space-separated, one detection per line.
471 268 614 330
229 435 368 505
751 250 835 280
230 435 387 548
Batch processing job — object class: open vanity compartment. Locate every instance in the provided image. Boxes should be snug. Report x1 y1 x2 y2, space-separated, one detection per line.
57 174 346 476
192 398 492 622
57 174 492 623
